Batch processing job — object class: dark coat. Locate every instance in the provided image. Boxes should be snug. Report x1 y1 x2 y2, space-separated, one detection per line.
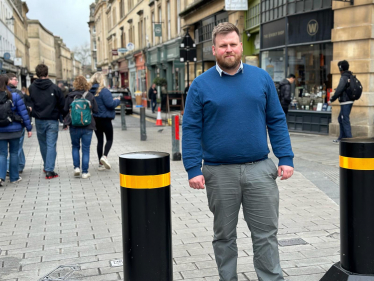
279 79 292 107
0 91 32 134
64 90 99 130
29 79 65 120
330 71 352 103
89 84 120 119
148 86 157 100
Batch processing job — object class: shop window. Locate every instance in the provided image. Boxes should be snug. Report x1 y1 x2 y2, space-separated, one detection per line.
287 43 333 110
247 3 260 29
287 0 331 15
261 49 285 82
261 0 285 23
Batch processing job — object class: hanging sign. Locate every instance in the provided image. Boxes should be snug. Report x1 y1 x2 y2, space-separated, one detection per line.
154 24 162 37
112 49 118 56
118 48 128 53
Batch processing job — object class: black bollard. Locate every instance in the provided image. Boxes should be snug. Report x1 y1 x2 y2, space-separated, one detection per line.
121 104 127 131
119 152 172 281
140 107 147 141
321 138 374 280
171 114 181 161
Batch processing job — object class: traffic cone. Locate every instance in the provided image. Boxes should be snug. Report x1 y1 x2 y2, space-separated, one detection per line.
156 107 163 126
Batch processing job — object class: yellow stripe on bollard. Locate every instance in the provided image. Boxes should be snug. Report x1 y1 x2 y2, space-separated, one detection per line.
339 156 374 170
120 172 171 189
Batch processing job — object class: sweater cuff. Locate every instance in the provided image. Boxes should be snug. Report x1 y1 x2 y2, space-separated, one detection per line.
187 166 203 180
278 157 294 168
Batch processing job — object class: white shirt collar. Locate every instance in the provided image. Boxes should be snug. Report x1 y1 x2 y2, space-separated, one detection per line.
216 61 244 77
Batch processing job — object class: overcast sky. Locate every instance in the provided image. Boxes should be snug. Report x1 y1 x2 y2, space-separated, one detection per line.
26 0 93 50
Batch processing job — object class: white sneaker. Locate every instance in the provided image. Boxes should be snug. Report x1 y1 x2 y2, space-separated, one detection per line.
100 156 111 169
0 179 3 187
82 173 91 179
11 177 22 184
74 167 81 177
98 164 106 171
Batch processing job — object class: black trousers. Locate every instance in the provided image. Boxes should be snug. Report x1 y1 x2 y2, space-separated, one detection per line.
282 106 289 117
94 117 113 163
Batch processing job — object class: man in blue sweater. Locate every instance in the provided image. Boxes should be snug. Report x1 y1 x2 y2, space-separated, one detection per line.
182 23 294 281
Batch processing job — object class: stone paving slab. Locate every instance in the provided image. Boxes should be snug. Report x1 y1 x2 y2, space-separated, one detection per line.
0 117 340 280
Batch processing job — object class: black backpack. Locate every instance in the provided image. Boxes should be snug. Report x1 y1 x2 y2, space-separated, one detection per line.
0 93 14 127
346 74 363 101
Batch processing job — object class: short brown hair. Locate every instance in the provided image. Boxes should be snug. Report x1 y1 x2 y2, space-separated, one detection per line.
212 22 240 45
73 75 91 92
35 64 48 78
6 73 17 80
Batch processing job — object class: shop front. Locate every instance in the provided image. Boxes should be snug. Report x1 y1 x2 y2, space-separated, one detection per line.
260 9 334 134
118 59 128 89
126 54 136 97
134 52 147 94
243 0 261 66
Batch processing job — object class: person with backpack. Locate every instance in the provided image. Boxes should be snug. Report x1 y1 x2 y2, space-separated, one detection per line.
329 60 362 143
64 76 98 179
0 75 32 187
29 64 65 179
89 72 120 171
278 74 295 117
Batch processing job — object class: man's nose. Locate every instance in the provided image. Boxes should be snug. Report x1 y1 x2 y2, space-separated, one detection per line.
226 45 232 52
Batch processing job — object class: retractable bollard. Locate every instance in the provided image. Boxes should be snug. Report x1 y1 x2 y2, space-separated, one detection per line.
321 138 374 281
121 104 127 131
119 152 172 281
140 107 147 141
171 114 181 161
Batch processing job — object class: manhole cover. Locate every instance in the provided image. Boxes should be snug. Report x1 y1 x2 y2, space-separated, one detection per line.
110 259 123 267
278 238 308 247
39 265 81 281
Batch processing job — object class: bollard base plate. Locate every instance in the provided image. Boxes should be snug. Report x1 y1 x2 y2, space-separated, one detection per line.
320 262 374 280
172 152 181 161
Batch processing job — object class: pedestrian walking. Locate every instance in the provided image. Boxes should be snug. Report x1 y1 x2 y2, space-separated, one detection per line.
278 74 295 117
0 75 32 186
182 22 294 281
89 72 120 170
29 64 65 179
329 60 354 143
58 82 69 98
6 73 28 174
148 83 157 113
64 76 98 179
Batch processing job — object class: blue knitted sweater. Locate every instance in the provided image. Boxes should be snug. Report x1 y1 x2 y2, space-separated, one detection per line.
182 64 294 180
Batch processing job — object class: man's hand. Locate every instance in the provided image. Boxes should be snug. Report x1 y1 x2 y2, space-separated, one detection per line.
278 165 294 180
27 131 32 138
328 101 331 105
28 107 32 112
189 175 205 189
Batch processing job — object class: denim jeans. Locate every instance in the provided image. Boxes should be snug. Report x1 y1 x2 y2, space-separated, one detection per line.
0 138 20 182
7 128 25 172
69 127 93 173
151 99 157 113
35 119 59 172
338 104 353 140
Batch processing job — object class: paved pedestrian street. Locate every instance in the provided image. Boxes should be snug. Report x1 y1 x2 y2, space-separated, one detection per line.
0 116 340 281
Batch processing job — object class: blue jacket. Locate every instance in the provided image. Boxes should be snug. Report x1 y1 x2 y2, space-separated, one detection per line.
0 91 32 134
89 84 120 119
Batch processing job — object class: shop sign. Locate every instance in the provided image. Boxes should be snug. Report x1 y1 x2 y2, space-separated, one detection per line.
261 18 286 49
14 58 22 66
112 49 118 56
118 48 128 53
288 9 333 45
154 24 162 37
127 42 135 51
225 0 248 10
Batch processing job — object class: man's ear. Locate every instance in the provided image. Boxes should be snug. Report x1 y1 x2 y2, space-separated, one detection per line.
212 45 216 56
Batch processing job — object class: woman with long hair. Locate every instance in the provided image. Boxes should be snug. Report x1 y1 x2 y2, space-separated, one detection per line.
89 72 120 170
0 75 32 186
64 76 98 179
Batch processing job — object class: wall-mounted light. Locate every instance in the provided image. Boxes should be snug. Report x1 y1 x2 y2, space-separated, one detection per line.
6 16 15 25
246 31 251 41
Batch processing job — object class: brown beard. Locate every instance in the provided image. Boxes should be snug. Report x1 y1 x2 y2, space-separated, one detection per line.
216 53 241 71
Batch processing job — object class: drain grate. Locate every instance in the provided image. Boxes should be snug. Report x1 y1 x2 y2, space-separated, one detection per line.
278 238 308 247
110 259 123 267
39 265 81 281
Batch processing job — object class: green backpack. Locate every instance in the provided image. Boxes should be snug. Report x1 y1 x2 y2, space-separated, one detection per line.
70 92 92 127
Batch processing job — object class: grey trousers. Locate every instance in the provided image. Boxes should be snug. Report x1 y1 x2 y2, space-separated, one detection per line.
202 159 284 281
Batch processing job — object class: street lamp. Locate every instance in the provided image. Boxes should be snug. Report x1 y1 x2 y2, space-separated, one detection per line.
6 16 15 26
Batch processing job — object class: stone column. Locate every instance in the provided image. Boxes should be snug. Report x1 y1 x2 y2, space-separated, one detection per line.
330 0 374 137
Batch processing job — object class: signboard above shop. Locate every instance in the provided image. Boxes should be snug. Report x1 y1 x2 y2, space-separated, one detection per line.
261 18 286 49
225 0 248 10
288 10 333 45
118 48 128 53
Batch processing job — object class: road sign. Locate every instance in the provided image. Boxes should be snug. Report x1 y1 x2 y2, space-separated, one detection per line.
4 53 11 60
118 48 128 53
127 42 134 51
